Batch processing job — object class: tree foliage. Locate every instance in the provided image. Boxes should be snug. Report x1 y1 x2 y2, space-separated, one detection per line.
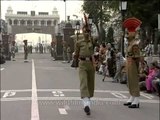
82 0 160 46
126 0 160 47
82 0 119 43
106 26 114 43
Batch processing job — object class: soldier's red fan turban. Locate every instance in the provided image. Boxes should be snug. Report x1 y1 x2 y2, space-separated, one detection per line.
123 17 142 32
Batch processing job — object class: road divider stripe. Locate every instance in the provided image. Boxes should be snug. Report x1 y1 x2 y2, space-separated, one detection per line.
1 97 159 104
31 59 40 120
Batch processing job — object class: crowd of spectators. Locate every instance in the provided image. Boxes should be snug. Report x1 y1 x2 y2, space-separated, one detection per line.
92 42 160 97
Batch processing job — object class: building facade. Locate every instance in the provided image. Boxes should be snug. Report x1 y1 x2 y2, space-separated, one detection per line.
5 6 60 40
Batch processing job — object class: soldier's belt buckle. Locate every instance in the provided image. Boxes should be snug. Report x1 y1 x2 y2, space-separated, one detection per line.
86 57 90 60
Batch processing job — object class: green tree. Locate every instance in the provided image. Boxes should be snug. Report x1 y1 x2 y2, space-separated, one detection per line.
106 26 114 43
82 0 119 43
126 0 159 48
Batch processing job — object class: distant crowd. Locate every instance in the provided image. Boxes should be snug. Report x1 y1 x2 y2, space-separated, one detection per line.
68 42 160 97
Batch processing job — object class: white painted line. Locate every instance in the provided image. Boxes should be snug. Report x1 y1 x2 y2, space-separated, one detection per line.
37 89 129 93
0 89 31 93
0 97 159 104
64 105 70 110
111 92 128 99
141 93 154 99
31 59 40 120
58 108 68 115
0 89 129 93
1 97 31 101
0 68 5 71
52 91 65 97
3 91 16 98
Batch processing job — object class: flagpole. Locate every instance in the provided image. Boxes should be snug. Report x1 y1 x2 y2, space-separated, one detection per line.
64 0 66 22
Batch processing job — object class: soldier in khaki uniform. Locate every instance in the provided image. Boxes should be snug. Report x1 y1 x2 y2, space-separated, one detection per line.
11 41 16 61
51 41 56 60
23 40 28 62
123 18 142 108
74 24 96 115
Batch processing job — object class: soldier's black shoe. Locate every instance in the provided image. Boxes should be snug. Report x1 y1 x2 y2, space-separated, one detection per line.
128 103 139 108
123 102 132 106
84 106 90 115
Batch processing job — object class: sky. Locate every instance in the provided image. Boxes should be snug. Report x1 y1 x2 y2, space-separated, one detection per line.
1 0 84 45
1 0 84 21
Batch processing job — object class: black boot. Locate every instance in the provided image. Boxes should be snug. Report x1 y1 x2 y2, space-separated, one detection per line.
84 106 90 115
128 103 140 108
123 102 132 106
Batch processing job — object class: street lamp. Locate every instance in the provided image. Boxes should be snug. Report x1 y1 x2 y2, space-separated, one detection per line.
119 0 127 57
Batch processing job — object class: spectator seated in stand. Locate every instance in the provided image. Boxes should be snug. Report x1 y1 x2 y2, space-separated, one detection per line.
120 60 127 84
152 65 160 96
139 61 149 91
145 60 159 93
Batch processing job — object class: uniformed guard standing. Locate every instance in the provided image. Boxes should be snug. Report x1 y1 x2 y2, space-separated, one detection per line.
51 41 56 60
23 40 28 62
123 17 142 108
74 14 96 115
11 41 16 61
62 40 67 62
67 44 71 63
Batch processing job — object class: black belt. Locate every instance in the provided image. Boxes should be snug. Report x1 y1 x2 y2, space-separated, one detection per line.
79 56 92 61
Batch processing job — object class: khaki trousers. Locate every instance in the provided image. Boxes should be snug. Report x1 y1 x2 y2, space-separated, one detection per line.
79 60 95 98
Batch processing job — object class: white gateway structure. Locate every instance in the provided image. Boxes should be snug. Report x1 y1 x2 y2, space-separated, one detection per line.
5 6 60 40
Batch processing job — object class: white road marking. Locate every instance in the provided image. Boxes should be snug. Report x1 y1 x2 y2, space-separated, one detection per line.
58 108 68 115
0 97 159 104
3 91 16 98
64 105 70 110
0 89 129 93
0 68 5 71
52 91 65 97
38 89 129 93
31 59 40 120
141 93 154 99
36 66 65 70
111 92 128 99
0 89 31 92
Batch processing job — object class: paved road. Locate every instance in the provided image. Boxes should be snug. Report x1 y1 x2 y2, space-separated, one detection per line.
0 53 159 120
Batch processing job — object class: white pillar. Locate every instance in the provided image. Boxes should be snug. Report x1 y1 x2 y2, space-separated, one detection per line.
25 20 27 26
39 20 41 26
45 20 47 26
18 20 20 26
32 20 34 26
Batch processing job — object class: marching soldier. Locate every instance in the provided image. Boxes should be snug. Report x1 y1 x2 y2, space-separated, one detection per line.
11 41 16 61
23 40 28 62
123 17 142 108
74 14 96 115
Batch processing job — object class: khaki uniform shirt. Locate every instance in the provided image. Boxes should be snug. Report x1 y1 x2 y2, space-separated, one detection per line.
75 39 94 58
